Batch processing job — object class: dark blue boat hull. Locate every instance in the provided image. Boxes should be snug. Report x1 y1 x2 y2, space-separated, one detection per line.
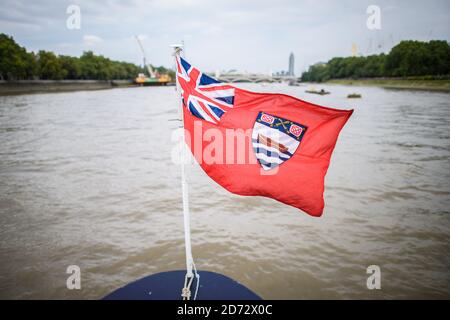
104 270 261 300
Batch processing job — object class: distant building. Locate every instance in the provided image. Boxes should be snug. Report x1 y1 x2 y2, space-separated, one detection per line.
288 52 295 76
351 43 359 57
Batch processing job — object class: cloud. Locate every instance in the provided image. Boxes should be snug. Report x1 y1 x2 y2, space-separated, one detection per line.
136 34 148 41
82 34 103 47
1 0 449 73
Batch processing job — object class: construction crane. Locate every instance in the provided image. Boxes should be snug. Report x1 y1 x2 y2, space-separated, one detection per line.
135 36 156 78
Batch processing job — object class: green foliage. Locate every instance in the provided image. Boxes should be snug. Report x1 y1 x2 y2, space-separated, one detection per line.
0 33 170 81
385 40 450 76
0 34 37 80
59 55 81 79
302 40 450 82
37 50 66 80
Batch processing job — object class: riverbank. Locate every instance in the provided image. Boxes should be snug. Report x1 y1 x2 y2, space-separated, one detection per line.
0 80 136 96
325 78 450 92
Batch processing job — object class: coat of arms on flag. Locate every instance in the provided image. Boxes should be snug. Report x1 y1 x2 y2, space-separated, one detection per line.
175 55 353 217
252 112 307 170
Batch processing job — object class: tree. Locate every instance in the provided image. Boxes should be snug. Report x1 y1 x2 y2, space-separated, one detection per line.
302 40 450 81
0 33 37 80
59 55 81 79
36 50 66 80
0 32 198 81
385 40 450 76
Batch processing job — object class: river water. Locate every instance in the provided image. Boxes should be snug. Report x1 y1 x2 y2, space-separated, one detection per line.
0 83 449 299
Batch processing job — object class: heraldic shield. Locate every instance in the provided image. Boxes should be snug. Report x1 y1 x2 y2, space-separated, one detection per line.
252 111 307 170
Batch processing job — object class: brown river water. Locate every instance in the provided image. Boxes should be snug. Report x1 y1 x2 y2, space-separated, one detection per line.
0 83 449 299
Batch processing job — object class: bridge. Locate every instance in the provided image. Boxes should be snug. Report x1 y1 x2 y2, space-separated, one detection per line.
207 73 299 83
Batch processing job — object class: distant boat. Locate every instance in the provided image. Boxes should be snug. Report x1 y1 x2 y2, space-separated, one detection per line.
347 93 362 98
135 73 171 86
305 89 330 95
134 36 171 86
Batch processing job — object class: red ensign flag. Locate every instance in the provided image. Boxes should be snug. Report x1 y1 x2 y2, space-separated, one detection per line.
176 56 353 217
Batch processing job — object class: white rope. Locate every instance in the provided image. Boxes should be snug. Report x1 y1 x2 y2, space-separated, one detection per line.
172 44 200 300
181 273 193 300
181 260 200 300
192 261 200 300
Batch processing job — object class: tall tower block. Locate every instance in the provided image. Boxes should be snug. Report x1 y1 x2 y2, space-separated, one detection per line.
288 53 295 76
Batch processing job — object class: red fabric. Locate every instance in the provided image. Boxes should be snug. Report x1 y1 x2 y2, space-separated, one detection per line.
183 88 353 217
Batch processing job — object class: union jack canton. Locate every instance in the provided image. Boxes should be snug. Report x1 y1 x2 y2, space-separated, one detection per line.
176 56 235 124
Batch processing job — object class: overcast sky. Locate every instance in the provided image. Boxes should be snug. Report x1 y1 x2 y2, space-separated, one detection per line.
1 0 449 74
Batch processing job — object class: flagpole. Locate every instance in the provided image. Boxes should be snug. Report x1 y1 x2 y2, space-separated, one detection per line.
172 45 194 282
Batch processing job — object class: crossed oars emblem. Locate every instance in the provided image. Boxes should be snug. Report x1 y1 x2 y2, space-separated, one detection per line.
273 119 291 132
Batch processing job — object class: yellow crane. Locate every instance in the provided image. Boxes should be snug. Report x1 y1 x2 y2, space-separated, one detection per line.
134 36 170 86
